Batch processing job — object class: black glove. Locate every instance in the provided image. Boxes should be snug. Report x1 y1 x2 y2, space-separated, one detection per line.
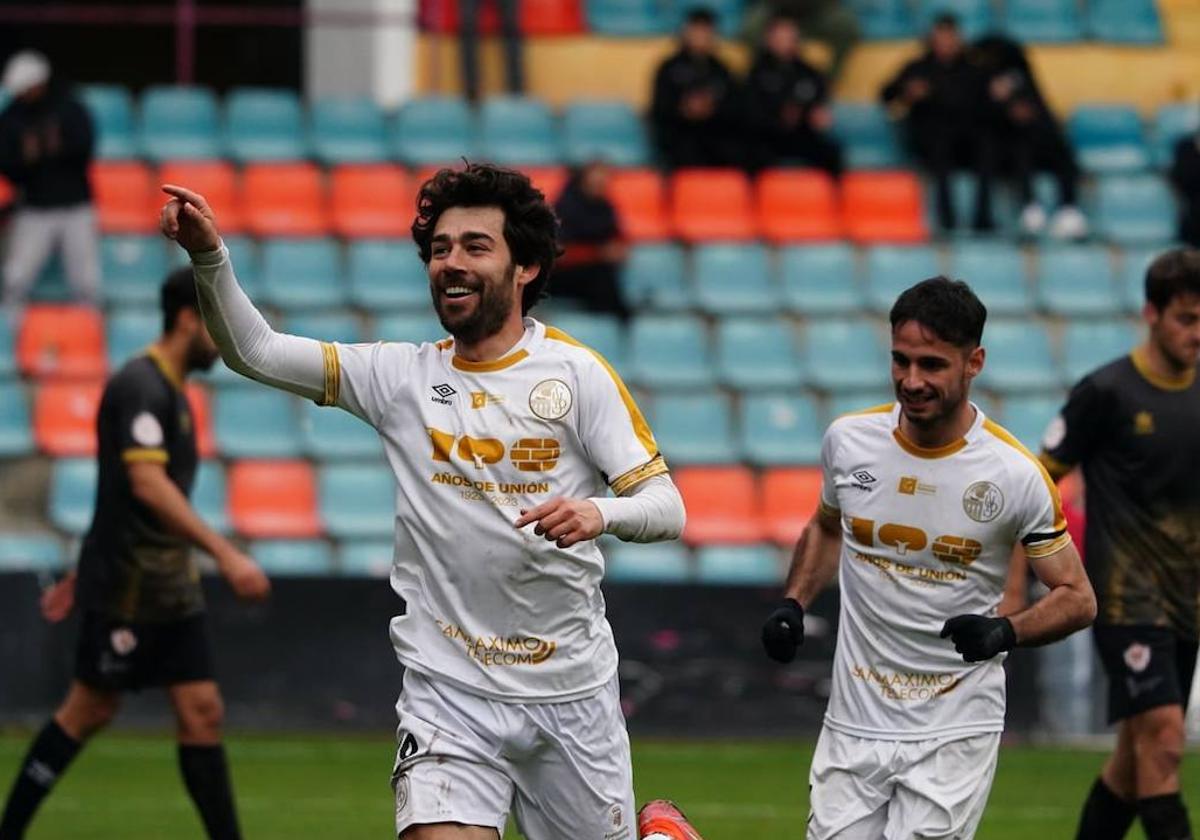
940 615 1017 663
762 598 806 663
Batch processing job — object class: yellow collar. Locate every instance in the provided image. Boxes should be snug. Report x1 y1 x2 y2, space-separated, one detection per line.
145 345 184 390
1131 348 1195 392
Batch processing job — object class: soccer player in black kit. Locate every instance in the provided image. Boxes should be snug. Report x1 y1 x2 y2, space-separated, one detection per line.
0 269 270 840
1025 248 1200 840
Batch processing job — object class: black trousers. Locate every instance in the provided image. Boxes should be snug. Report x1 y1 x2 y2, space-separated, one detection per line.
1005 117 1080 207
910 121 997 232
753 128 844 175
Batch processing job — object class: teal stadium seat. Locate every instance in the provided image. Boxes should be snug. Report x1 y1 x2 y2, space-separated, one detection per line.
831 102 903 168
214 387 302 457
914 0 992 39
1087 0 1163 44
650 392 738 464
250 539 335 576
339 540 393 578
864 245 940 312
1119 246 1160 313
479 96 563 165
739 393 823 465
392 97 477 165
0 380 33 457
826 390 894 421
997 394 1064 451
224 88 307 162
628 314 714 388
546 313 625 369
619 243 690 312
846 0 914 39
978 320 1061 392
49 458 97 535
1067 105 1150 174
319 464 394 539
80 84 136 159
106 310 160 368
696 545 781 585
693 243 777 314
347 240 429 310
1093 175 1177 245
281 311 367 345
803 319 888 391
372 312 448 345
1036 244 1122 317
310 97 388 164
604 541 691 583
1151 103 1200 167
1062 319 1137 382
1002 0 1084 42
259 238 347 310
585 0 669 35
101 235 169 306
948 240 1033 316
779 244 860 315
715 317 803 390
562 101 649 167
0 533 64 572
193 460 229 534
0 319 17 377
300 400 381 460
138 86 221 161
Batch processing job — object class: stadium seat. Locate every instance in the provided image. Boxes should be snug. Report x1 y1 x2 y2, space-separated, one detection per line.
250 539 335 575
978 320 1061 392
228 460 320 538
280 311 365 345
779 244 860 315
696 544 782 586
100 235 169 306
319 463 395 539
1002 0 1084 42
419 0 499 32
521 0 586 33
346 239 429 310
1151 103 1200 168
545 312 625 369
846 0 914 39
714 317 803 390
562 101 649 167
300 401 381 460
372 312 447 345
802 319 888 391
91 161 157 233
391 96 477 165
650 391 738 464
586 0 669 34
670 169 756 242
200 234 261 301
224 87 307 162
1119 246 1158 313
761 466 823 546
913 0 992 38
841 171 928 244
214 387 302 458
241 163 330 237
185 382 216 459
1067 106 1151 174
606 169 670 241
947 240 1033 316
863 245 940 312
618 243 689 311
80 84 136 159
339 540 393 578
158 161 244 233
831 102 903 168
0 532 64 572
525 166 569 204
675 466 767 544
1036 244 1122 317
738 392 823 465
0 379 33 457
1087 0 1163 44
329 164 410 238
18 305 106 380
138 85 221 161
628 314 714 388
310 96 388 164
998 394 1064 450
755 169 842 243
0 319 14 378
1062 319 1137 383
692 243 776 314
48 458 97 535
478 96 563 165
604 541 691 583
193 460 229 534
259 237 346 310
826 390 894 421
1093 175 1177 245
33 380 103 456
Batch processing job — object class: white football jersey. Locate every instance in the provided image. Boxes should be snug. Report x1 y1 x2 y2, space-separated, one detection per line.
820 403 1070 740
318 318 667 702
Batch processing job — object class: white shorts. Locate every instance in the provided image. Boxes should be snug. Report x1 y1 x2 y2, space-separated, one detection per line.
391 669 635 840
807 726 1001 840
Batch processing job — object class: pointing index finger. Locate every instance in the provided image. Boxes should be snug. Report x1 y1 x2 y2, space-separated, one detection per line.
161 184 209 211
514 499 560 529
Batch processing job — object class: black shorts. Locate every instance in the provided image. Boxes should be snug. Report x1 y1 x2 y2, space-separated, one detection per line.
1093 624 1199 724
75 610 215 692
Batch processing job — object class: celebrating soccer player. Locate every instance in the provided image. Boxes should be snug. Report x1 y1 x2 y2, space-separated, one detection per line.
762 277 1097 838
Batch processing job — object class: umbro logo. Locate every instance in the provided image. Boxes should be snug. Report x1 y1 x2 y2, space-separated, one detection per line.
850 470 877 492
431 383 456 405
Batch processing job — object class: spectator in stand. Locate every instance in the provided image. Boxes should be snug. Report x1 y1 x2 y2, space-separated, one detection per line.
742 0 861 80
881 14 995 233
973 35 1088 240
459 0 524 102
746 12 843 175
0 50 99 324
1169 126 1200 247
552 161 630 321
650 7 743 170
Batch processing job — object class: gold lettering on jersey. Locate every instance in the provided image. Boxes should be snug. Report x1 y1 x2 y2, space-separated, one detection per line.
851 665 962 701
471 391 505 409
850 517 875 547
1134 411 1155 435
437 620 557 666
878 523 927 555
428 427 561 473
428 428 455 462
457 436 505 469
931 534 983 567
897 476 936 496
510 438 560 472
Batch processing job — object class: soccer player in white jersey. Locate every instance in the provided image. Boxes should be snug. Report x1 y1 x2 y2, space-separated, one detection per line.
761 277 1098 839
158 164 690 840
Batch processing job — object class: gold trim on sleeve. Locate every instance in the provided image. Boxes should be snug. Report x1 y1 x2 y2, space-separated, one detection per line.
122 448 169 464
1024 533 1073 559
611 455 669 496
1038 451 1074 482
318 342 341 406
983 419 1068 533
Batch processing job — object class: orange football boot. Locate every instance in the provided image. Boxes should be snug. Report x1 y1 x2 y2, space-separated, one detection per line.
637 799 704 840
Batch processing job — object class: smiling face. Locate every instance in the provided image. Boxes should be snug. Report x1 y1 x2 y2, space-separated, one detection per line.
891 319 984 430
1146 292 1200 374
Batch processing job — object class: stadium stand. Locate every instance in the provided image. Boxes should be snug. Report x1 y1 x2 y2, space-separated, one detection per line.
696 544 782 585
330 164 411 238
228 459 320 538
669 169 757 243
138 85 222 162
755 169 843 243
18 306 106 380
91 161 157 233
760 466 823 546
241 163 330 237
675 466 766 545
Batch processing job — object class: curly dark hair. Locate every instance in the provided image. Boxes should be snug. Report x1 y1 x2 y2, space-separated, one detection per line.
411 163 560 315
1145 247 1200 312
890 276 987 348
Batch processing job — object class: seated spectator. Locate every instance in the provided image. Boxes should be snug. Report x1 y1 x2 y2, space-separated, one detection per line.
459 0 523 102
1170 129 1200 247
973 35 1087 239
746 13 843 175
881 13 995 232
552 161 630 321
742 0 861 80
650 7 743 170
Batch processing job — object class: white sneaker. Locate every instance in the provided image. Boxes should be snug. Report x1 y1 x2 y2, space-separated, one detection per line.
1020 202 1047 236
1049 205 1089 240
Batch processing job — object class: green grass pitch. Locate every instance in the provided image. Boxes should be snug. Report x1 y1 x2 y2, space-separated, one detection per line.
0 732 1184 838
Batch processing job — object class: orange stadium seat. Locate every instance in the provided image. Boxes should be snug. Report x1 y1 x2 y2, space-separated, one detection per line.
606 168 669 241
675 465 767 545
756 169 842 243
761 467 824 546
241 162 329 237
0 175 13 210
185 383 215 459
841 170 929 244
33 380 104 456
91 161 157 233
228 459 321 538
158 161 244 233
330 164 410 238
17 305 107 379
525 166 568 204
670 169 756 242
521 0 585 33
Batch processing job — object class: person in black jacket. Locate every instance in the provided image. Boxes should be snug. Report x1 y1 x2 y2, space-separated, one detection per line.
650 7 743 169
746 13 843 174
552 161 630 321
0 51 99 323
1170 130 1200 247
881 14 995 232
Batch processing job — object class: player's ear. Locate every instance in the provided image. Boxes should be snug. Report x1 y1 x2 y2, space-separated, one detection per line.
965 344 985 379
514 263 540 289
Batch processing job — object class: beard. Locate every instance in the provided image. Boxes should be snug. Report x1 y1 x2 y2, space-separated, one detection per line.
186 337 219 372
432 264 516 345
896 380 968 428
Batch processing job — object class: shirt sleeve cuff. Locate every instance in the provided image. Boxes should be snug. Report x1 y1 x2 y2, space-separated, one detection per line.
188 242 228 268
